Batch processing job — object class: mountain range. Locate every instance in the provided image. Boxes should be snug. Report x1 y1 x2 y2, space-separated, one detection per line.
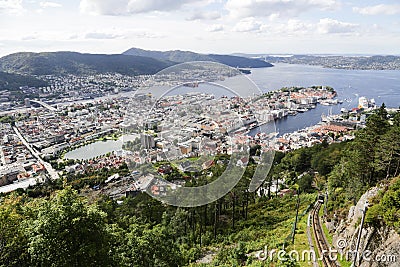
122 47 273 68
0 48 272 77
0 51 173 76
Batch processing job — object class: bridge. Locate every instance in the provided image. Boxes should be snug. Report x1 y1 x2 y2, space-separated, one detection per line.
30 100 57 111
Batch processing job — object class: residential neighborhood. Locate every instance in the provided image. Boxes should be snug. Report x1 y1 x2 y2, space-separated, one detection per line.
0 73 371 196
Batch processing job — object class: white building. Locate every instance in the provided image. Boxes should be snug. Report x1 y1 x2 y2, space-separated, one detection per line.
358 97 369 109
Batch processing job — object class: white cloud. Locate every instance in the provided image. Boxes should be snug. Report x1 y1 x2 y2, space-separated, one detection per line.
353 4 400 16
255 19 315 36
317 18 358 34
225 0 339 18
131 31 165 39
277 19 314 35
39 1 62 8
257 18 358 36
0 0 24 14
186 11 221 21
22 35 39 41
85 32 123 39
84 29 164 39
80 0 201 15
207 24 224 32
68 34 79 40
233 17 263 32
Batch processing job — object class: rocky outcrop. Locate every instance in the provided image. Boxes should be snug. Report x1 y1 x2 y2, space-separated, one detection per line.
332 187 399 267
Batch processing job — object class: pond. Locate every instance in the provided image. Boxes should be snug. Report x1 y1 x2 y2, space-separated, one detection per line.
64 135 138 160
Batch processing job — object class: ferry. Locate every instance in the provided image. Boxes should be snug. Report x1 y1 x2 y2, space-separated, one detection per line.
183 82 199 88
248 122 259 130
320 99 338 106
255 132 279 140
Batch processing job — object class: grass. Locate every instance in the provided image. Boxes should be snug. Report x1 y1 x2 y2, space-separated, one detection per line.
290 208 314 267
320 216 333 246
337 257 352 267
199 193 318 266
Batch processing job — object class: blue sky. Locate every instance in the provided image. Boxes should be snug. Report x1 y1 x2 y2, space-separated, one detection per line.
0 0 399 56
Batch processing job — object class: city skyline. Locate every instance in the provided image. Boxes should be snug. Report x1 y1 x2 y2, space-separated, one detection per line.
0 0 400 57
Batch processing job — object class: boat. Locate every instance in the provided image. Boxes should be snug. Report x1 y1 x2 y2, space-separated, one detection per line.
248 122 259 130
183 82 199 88
321 113 329 122
320 99 339 106
239 69 251 74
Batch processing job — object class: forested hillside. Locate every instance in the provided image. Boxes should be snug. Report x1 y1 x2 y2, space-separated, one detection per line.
0 52 173 76
0 71 48 90
123 47 273 68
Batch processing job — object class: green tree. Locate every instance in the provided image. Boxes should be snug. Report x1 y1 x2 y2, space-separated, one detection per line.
375 125 400 178
381 178 400 232
115 223 184 267
297 173 313 193
26 188 113 267
0 196 31 267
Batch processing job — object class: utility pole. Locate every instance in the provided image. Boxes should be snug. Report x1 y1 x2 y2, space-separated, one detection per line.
351 201 369 267
214 201 218 239
324 189 328 217
292 189 301 243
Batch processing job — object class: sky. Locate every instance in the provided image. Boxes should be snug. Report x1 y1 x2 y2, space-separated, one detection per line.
0 0 399 57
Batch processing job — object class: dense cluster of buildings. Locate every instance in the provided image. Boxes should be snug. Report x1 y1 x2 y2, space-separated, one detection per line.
273 124 354 152
1 76 364 195
266 55 400 70
0 73 150 111
0 123 45 187
15 100 127 158
38 73 148 102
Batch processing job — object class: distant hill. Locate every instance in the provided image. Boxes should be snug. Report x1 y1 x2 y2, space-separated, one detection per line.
0 71 48 91
0 52 173 76
263 54 400 70
0 49 273 78
123 47 273 68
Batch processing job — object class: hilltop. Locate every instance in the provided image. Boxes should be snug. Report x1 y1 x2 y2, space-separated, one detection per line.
0 71 48 91
0 52 173 76
123 47 273 68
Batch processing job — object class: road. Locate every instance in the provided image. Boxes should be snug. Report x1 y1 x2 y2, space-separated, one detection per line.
13 126 60 180
30 100 57 111
0 178 37 193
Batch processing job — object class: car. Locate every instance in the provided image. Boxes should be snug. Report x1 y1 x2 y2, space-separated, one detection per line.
318 194 325 203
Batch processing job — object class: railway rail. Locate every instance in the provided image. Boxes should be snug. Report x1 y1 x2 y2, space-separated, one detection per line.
311 201 340 267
